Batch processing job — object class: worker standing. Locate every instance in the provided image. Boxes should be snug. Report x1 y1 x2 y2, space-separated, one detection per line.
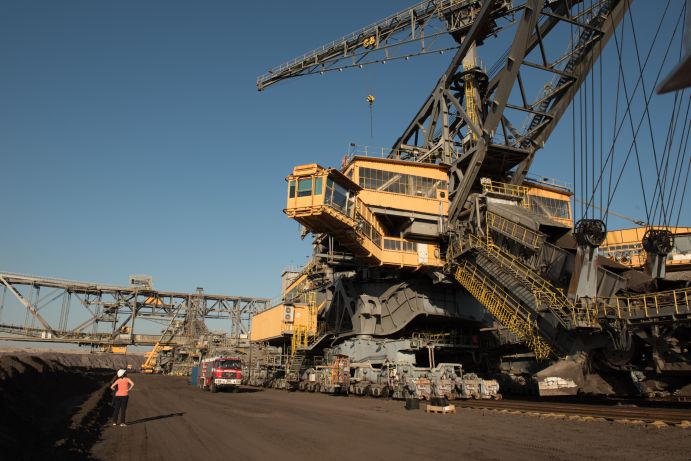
111 369 135 426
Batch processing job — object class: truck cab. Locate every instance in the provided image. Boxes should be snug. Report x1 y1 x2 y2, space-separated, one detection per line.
198 357 243 393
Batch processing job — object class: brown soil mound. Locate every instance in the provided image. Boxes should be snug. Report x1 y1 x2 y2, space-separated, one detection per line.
0 352 144 460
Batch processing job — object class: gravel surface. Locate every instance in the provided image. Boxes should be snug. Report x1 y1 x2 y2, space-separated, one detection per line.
92 375 691 461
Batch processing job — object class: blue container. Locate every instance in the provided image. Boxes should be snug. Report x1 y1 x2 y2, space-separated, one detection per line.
190 366 199 386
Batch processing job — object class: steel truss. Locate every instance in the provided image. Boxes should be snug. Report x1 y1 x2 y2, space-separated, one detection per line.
390 0 628 225
257 0 629 227
0 272 270 347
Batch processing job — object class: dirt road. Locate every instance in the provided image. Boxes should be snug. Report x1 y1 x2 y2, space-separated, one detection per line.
92 375 690 461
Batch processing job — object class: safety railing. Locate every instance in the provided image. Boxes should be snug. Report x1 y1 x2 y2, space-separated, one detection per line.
486 211 544 250
525 173 573 192
354 198 383 248
481 178 530 207
580 288 691 322
289 182 441 266
472 229 691 325
290 325 309 356
445 235 464 263
454 260 553 360
307 291 317 334
469 233 599 328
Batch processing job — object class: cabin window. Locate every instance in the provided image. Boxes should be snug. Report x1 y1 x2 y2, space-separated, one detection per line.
358 167 448 198
325 177 349 212
289 180 296 198
528 195 571 219
672 235 691 254
358 219 382 248
384 239 402 251
298 178 312 197
313 177 323 195
403 241 417 252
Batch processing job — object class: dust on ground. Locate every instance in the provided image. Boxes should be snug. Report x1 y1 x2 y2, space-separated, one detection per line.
93 375 691 461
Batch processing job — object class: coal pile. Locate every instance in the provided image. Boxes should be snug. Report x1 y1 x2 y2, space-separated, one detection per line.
0 351 143 460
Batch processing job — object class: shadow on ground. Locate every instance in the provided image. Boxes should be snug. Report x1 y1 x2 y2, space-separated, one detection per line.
127 412 185 425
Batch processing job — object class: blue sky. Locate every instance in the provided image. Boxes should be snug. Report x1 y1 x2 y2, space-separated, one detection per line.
1 0 688 308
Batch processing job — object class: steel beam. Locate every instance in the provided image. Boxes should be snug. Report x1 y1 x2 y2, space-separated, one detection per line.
0 272 270 347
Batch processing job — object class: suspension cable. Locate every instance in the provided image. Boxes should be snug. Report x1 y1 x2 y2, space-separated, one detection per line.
672 118 691 228
592 2 652 225
625 0 671 227
605 9 685 219
595 0 672 217
667 106 691 224
654 89 687 221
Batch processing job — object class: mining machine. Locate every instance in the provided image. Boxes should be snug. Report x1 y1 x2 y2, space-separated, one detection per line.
257 0 691 397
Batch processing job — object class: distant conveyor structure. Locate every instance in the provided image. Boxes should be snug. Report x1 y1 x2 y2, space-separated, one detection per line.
0 273 270 349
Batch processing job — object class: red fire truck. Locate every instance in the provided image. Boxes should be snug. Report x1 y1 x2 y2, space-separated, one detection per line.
198 356 243 393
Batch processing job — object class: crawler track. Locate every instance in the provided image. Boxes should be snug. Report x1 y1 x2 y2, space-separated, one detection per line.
456 398 691 425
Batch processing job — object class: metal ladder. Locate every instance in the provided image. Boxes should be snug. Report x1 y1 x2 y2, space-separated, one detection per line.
285 351 306 384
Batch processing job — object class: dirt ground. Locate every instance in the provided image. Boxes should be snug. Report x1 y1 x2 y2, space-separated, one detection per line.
0 351 144 460
92 375 691 461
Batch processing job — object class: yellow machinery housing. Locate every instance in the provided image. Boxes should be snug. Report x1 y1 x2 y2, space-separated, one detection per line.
600 227 691 270
250 303 315 342
284 156 574 271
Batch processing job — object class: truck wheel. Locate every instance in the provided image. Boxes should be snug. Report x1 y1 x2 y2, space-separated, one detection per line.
210 382 218 393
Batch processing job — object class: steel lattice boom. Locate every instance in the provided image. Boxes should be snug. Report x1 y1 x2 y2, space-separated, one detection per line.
0 272 270 347
256 0 515 91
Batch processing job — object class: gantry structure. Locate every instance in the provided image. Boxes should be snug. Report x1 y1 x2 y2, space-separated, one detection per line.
0 272 270 348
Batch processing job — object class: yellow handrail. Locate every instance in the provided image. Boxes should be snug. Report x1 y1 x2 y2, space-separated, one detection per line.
481 178 530 208
454 261 553 360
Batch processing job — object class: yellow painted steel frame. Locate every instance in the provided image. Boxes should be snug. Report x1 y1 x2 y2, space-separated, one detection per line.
481 178 530 205
601 227 691 269
285 165 443 268
290 324 308 356
482 178 573 227
580 287 691 321
454 261 553 360
486 211 543 249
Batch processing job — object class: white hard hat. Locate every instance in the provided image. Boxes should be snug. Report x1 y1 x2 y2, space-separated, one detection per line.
117 369 126 378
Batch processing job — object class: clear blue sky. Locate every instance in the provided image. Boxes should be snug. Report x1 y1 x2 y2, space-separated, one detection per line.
1 0 688 303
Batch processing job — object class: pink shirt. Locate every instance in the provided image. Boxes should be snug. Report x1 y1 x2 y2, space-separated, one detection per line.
113 377 133 396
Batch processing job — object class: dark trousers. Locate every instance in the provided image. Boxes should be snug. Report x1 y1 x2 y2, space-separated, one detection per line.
112 396 129 424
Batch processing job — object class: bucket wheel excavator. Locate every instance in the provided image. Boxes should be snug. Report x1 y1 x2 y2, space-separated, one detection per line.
258 0 691 397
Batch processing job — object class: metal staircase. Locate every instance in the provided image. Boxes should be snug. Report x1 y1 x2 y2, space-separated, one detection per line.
285 351 306 384
451 208 691 362
469 235 588 329
447 222 592 359
453 258 553 360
